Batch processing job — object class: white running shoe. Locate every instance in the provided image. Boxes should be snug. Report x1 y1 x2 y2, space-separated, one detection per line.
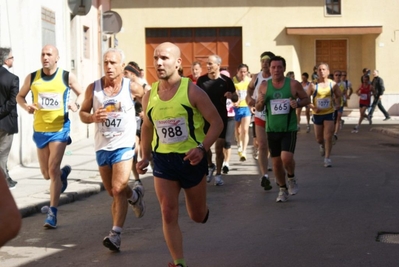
319 145 325 157
103 230 121 251
214 174 224 186
287 178 298 195
324 158 332 168
276 188 289 202
306 124 310 133
128 184 146 218
351 127 358 133
207 164 215 183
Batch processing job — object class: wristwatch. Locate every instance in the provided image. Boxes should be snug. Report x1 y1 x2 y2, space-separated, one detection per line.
197 143 207 154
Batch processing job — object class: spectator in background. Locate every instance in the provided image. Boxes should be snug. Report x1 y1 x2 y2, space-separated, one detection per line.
368 70 390 123
0 47 19 189
187 61 202 84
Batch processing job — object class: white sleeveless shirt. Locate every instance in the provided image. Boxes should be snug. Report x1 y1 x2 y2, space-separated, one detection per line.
93 78 136 151
252 72 271 121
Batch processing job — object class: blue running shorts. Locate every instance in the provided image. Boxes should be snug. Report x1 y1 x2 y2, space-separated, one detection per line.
33 122 72 149
96 147 135 168
234 106 251 122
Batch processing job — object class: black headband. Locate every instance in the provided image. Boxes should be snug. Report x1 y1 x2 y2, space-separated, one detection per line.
124 65 140 76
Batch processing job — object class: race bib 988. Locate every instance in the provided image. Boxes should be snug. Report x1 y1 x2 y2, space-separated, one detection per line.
155 117 188 144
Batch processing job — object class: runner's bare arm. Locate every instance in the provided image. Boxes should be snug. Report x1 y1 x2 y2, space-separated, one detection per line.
246 74 257 106
68 72 84 112
255 80 267 112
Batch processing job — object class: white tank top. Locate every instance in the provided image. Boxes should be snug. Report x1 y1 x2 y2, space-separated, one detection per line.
93 78 136 151
252 72 271 121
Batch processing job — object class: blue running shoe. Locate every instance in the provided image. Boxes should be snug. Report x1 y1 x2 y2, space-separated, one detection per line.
44 210 57 229
61 165 71 193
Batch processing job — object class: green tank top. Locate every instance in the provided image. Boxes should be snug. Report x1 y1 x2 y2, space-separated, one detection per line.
147 78 205 153
265 77 297 132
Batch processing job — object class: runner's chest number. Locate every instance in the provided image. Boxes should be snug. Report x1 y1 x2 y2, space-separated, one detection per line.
270 98 290 115
155 117 188 144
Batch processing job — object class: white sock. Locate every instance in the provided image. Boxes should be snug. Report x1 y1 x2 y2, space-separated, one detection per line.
129 188 138 203
112 226 122 233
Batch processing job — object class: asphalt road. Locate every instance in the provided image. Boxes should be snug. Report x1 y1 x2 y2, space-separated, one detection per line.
1 123 399 267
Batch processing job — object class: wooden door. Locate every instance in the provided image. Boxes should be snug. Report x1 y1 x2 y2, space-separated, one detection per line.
316 39 347 73
145 27 242 84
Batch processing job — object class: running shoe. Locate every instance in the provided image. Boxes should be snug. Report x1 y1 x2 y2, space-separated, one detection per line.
7 177 17 190
306 124 310 133
324 158 332 168
368 115 372 125
222 165 229 174
260 175 272 190
253 148 259 160
207 163 215 183
319 145 325 157
340 119 345 130
103 230 121 252
60 165 71 193
168 263 184 267
43 209 57 229
383 117 391 121
276 188 288 203
351 127 358 134
133 179 144 194
239 154 247 162
287 178 298 195
214 174 224 186
268 165 272 171
128 183 146 218
332 134 338 145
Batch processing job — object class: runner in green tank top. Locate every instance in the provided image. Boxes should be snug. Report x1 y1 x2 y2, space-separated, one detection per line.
255 56 309 203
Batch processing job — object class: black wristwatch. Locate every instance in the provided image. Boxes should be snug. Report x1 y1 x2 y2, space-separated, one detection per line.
197 143 207 154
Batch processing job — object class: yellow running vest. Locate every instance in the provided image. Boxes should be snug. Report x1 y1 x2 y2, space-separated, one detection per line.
312 80 335 115
30 68 70 132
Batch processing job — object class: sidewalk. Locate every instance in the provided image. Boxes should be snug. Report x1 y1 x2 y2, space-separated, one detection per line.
9 115 398 218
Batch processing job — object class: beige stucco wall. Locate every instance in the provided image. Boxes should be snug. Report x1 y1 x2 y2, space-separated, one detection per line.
112 0 399 113
0 0 108 168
